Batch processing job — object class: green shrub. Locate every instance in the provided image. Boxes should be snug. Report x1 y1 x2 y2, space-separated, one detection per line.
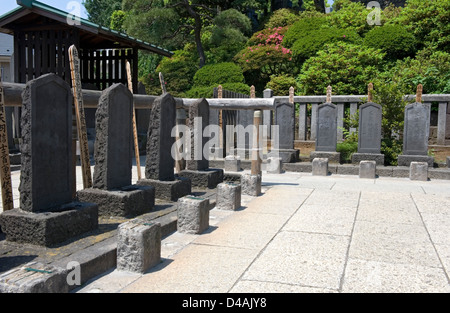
291 26 361 62
337 141 358 162
186 82 250 99
363 24 416 60
265 75 297 96
193 62 245 87
382 48 450 94
282 15 328 47
296 42 385 95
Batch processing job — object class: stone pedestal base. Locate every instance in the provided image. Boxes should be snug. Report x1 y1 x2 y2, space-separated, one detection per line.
216 183 241 211
352 153 385 166
398 155 434 167
117 219 161 274
137 177 191 202
266 157 283 174
312 158 329 176
77 185 155 218
0 202 98 247
177 196 210 234
410 162 429 181
359 161 377 179
242 174 262 196
225 156 242 172
269 149 299 163
178 169 224 189
310 151 341 164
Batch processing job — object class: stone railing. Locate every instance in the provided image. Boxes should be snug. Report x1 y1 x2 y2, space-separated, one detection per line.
3 83 450 148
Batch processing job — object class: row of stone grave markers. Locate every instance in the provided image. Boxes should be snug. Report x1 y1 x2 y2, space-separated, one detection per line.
310 84 433 167
0 71 266 248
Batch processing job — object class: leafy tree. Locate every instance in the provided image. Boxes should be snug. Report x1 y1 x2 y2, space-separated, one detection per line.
83 0 122 26
390 0 450 52
206 9 252 63
123 0 223 68
141 44 199 97
296 42 385 95
328 0 371 36
110 10 127 32
263 8 300 28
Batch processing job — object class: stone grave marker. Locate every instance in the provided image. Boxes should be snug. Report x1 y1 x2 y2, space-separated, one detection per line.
137 93 191 201
398 85 434 167
269 88 299 163
310 86 340 163
0 74 98 247
77 83 155 217
352 85 385 165
179 98 223 189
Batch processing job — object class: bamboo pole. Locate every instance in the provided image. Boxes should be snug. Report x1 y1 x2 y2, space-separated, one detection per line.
126 61 142 181
68 45 93 189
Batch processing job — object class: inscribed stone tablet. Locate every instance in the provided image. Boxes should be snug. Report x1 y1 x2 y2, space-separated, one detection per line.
403 102 430 156
275 101 295 150
358 102 382 154
316 103 337 152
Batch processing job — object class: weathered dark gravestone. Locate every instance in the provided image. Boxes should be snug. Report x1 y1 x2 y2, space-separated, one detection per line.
352 102 385 165
0 74 98 247
310 102 340 163
187 98 210 171
398 102 434 167
179 98 223 189
77 84 155 217
269 100 299 163
137 93 191 201
146 93 176 181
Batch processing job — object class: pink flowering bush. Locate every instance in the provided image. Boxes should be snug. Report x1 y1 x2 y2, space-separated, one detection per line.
234 26 294 87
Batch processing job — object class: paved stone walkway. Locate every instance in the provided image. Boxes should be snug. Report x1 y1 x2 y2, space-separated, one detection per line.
75 171 450 293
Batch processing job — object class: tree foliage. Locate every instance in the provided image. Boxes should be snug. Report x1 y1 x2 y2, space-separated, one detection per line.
83 0 122 26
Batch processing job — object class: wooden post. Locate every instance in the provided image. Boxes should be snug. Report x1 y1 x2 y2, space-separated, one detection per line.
159 72 167 94
326 85 332 103
126 61 142 181
416 84 423 103
0 78 14 211
251 110 262 176
68 45 93 189
218 85 223 155
368 83 374 102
